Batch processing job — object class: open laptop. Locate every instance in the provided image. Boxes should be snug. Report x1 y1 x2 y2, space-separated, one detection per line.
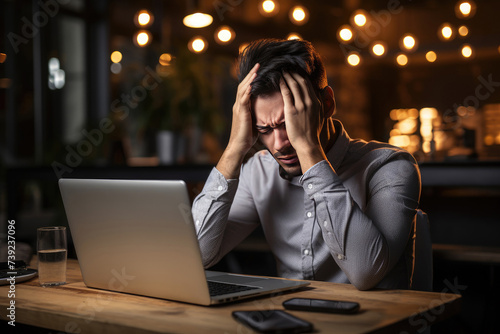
58 178 309 305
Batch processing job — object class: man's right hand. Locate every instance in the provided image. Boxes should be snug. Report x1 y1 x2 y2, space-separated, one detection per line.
216 63 260 180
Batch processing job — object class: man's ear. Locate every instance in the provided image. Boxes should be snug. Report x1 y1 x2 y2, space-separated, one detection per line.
321 86 336 118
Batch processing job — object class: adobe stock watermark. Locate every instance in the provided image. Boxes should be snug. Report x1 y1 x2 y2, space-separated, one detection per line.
51 66 162 178
442 73 500 128
7 0 71 53
57 266 136 334
340 0 404 57
400 277 467 334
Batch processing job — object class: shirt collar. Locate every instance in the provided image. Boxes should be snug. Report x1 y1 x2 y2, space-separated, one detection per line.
325 119 350 172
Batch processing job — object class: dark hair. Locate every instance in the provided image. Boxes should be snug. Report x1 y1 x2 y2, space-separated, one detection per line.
238 39 327 97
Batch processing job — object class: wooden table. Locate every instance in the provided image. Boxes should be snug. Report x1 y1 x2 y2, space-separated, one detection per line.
1 259 461 334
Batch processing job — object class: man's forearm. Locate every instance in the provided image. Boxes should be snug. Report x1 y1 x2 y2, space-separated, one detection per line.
216 146 247 180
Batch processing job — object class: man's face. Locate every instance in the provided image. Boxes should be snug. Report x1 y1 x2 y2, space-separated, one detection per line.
253 91 302 177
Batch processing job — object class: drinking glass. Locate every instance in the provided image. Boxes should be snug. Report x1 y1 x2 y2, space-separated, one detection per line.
37 226 67 286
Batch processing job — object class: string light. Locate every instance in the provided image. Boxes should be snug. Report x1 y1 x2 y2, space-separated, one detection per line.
134 30 152 47
458 25 469 37
396 53 408 66
188 36 208 53
215 26 235 45
425 51 437 63
289 6 309 25
370 42 386 57
455 1 476 19
461 44 473 58
337 25 354 43
110 51 122 63
346 52 361 66
438 23 455 41
400 34 418 52
286 33 302 40
351 10 369 27
259 0 279 16
353 13 367 27
159 53 173 66
134 10 154 28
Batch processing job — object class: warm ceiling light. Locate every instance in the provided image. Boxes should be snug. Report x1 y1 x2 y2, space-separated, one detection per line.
134 10 154 27
371 42 386 57
337 25 354 43
287 33 302 40
351 10 369 27
259 0 279 16
396 53 408 66
455 1 476 19
0 53 6 63
438 23 455 41
354 14 367 27
159 53 173 66
215 26 235 44
458 25 469 37
134 30 152 47
400 34 418 52
347 52 361 66
289 6 309 25
461 44 473 58
110 51 122 63
183 12 213 28
188 36 208 53
459 2 471 15
425 51 437 63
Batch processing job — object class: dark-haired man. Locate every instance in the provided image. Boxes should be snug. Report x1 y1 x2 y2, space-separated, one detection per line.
192 39 422 290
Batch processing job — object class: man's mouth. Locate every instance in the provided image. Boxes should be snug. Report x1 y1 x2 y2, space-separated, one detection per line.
279 155 299 165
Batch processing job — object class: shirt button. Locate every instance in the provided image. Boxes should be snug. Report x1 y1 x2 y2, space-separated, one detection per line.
195 220 201 227
307 183 313 189
304 249 310 256
337 254 343 260
217 186 223 191
307 212 312 218
323 220 328 228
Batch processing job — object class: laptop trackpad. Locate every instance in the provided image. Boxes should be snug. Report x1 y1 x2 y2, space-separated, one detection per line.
208 274 266 285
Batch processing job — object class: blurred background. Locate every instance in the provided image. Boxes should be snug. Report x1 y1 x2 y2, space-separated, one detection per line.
1 0 500 332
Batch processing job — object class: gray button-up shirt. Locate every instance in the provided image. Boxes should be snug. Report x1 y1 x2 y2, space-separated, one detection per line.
193 120 421 290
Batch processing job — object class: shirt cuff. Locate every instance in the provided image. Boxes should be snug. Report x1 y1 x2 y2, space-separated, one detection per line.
299 160 342 197
202 167 239 201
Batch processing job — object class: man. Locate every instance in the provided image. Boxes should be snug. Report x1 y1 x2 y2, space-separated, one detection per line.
192 39 421 290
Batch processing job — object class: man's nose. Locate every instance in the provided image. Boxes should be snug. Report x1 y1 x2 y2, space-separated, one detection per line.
274 128 290 152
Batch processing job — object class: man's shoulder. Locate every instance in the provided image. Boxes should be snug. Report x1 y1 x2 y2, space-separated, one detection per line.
345 138 417 168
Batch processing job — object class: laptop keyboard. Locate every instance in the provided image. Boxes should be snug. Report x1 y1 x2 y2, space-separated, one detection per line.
207 280 260 297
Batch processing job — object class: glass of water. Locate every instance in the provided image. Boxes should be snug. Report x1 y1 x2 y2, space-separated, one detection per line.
37 226 67 286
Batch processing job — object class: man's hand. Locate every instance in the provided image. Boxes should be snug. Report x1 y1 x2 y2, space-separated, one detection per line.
280 72 327 174
216 63 260 180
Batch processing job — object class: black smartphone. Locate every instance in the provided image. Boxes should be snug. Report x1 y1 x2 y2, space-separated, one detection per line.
283 298 360 314
232 310 313 334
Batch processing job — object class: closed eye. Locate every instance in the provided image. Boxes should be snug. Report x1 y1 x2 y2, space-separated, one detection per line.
256 122 285 135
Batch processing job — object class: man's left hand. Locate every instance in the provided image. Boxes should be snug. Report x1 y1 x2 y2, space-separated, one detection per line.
280 72 327 173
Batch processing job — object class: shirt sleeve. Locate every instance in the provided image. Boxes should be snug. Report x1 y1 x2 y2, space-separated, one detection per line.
300 155 420 290
192 167 259 268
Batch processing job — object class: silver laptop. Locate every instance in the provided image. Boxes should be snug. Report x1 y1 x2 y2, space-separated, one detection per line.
58 178 309 305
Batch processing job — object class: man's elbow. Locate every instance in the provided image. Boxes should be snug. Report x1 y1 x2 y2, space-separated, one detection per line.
349 275 379 291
